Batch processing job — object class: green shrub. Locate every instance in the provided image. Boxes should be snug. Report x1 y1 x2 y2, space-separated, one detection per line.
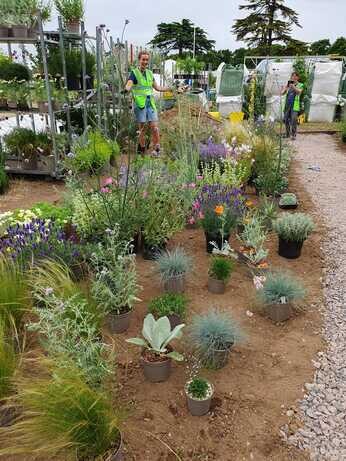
208 256 234 281
188 309 243 367
341 118 346 143
258 271 306 305
0 150 9 194
273 212 314 242
31 202 73 226
54 0 85 22
279 193 297 207
255 195 278 228
187 377 210 399
155 247 192 280
0 62 31 81
0 361 121 459
69 131 119 173
148 293 187 319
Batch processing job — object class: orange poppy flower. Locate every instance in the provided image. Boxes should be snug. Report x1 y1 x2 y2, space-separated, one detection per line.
214 205 224 215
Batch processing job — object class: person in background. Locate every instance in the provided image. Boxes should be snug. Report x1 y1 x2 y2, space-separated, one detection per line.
281 72 304 140
125 50 170 156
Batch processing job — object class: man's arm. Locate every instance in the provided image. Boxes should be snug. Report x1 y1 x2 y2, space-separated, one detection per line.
291 83 303 95
153 80 170 92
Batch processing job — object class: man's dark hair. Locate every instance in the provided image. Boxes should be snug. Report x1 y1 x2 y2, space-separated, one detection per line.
291 71 300 79
138 50 150 59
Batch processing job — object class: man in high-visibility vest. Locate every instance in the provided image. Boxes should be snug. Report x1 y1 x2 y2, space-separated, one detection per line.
281 72 304 140
125 50 170 156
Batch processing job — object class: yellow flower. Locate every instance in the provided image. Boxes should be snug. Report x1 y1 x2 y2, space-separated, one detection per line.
214 205 224 216
245 200 254 208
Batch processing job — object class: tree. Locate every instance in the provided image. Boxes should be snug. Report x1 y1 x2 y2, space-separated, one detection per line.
329 37 346 56
149 19 215 56
309 39 331 56
232 0 301 51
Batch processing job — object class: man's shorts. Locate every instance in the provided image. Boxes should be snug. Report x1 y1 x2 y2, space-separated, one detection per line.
134 104 158 123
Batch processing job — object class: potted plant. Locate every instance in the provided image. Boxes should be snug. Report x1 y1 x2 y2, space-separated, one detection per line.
0 360 124 460
148 293 187 329
188 309 243 369
208 255 235 294
4 127 38 170
238 215 269 270
201 205 239 254
126 314 184 383
31 78 63 113
185 377 214 416
54 0 84 34
273 212 314 259
155 247 192 293
279 193 298 210
257 271 306 322
91 231 140 334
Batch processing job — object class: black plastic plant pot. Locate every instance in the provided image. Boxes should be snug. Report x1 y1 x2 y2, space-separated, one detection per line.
204 232 230 254
278 238 304 259
207 345 232 370
167 313 182 330
141 352 172 382
142 242 166 260
106 309 132 334
108 432 124 461
279 203 298 210
267 303 292 323
185 381 214 416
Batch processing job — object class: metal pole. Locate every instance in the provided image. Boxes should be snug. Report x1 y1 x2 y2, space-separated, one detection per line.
38 12 58 177
81 20 88 136
96 26 103 131
58 16 72 146
193 26 196 59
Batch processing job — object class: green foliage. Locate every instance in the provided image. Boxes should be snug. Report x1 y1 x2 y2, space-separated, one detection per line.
279 193 297 206
209 256 234 281
293 56 308 86
54 0 84 22
200 207 239 236
0 361 120 459
176 57 205 74
126 314 185 361
91 231 140 315
258 271 306 305
232 0 301 48
0 150 9 195
0 62 31 81
309 39 331 56
31 202 73 225
273 212 314 242
255 195 278 228
149 18 215 56
148 293 187 319
0 257 28 333
47 47 95 79
155 247 192 280
0 0 51 26
187 377 210 399
69 131 119 174
4 128 55 161
188 309 243 366
0 320 16 399
341 118 346 143
329 37 346 56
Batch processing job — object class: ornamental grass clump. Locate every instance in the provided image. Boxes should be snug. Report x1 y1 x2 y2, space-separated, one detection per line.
188 309 243 369
273 213 314 242
155 247 192 281
0 360 121 460
258 271 306 305
0 321 16 400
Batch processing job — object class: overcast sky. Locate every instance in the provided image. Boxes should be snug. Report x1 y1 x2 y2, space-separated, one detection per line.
49 0 346 50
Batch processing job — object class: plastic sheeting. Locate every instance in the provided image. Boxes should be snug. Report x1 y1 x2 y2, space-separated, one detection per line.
216 63 246 116
265 95 283 121
308 61 343 122
264 62 293 96
0 114 61 140
216 95 242 117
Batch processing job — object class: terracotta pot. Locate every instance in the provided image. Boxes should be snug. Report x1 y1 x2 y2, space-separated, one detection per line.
0 25 9 38
278 238 304 259
185 381 214 416
141 352 172 382
167 313 182 330
11 25 28 38
163 274 186 293
106 309 132 334
66 21 80 34
267 303 292 323
207 277 226 294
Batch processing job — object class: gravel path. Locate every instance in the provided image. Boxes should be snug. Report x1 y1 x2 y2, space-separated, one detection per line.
288 134 346 460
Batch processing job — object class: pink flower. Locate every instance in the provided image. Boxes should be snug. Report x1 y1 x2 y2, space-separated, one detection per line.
189 183 196 189
196 175 203 181
188 217 195 225
103 177 113 186
192 201 200 210
142 191 148 198
100 187 110 193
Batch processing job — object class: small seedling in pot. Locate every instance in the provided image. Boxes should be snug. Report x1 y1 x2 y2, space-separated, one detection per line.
279 193 298 209
148 293 187 329
208 256 235 294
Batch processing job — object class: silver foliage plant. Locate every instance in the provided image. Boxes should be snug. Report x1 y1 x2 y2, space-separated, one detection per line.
273 212 314 242
155 247 192 281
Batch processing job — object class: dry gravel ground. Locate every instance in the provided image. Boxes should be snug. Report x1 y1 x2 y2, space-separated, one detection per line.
287 134 346 460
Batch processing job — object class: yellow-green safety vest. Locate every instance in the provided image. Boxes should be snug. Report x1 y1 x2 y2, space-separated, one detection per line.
131 68 157 111
283 82 304 112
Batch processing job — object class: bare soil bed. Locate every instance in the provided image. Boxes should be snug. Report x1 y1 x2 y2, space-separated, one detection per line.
0 138 326 461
